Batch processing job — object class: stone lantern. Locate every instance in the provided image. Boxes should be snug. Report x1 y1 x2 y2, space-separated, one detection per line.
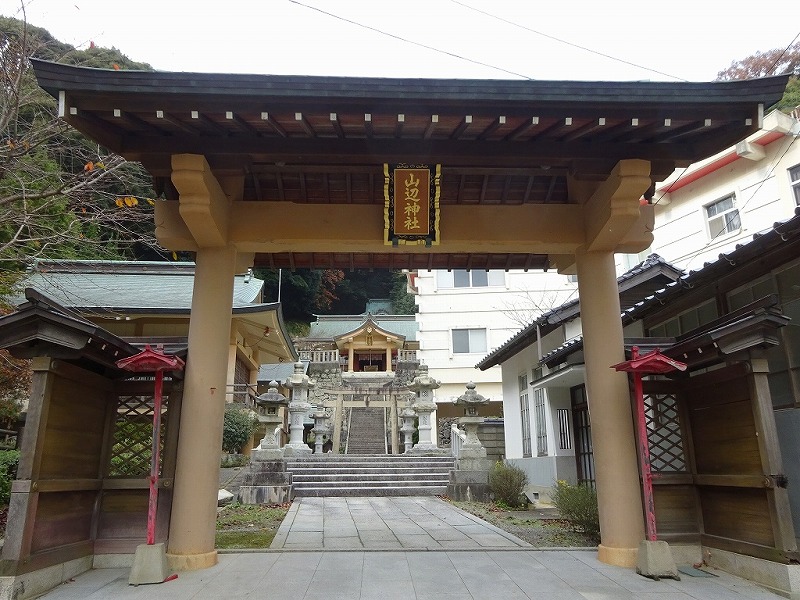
311 407 330 454
453 381 490 471
282 362 314 457
408 364 442 454
253 381 289 460
446 381 492 501
399 391 417 453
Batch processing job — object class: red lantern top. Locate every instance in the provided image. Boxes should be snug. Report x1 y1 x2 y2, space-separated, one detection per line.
116 344 185 373
611 347 687 375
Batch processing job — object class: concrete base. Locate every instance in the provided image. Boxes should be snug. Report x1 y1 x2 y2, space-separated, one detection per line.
129 543 171 585
282 444 312 457
635 540 680 581
166 549 217 571
447 469 491 502
0 556 91 600
251 447 284 461
704 546 800 599
598 543 638 568
237 458 293 504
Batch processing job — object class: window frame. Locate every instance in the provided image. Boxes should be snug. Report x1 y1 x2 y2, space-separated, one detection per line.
704 194 741 240
519 374 532 458
789 164 800 206
451 327 488 354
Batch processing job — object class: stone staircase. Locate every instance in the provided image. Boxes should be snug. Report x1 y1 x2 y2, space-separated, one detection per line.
346 406 387 454
286 455 455 497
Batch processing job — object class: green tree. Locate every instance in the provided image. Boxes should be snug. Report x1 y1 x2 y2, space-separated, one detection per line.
717 42 800 113
390 271 415 314
0 16 162 298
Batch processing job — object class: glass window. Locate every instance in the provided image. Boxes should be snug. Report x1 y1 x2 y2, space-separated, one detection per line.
519 374 531 458
437 270 505 288
789 164 800 206
706 194 741 239
534 387 547 456
452 328 487 354
647 299 718 338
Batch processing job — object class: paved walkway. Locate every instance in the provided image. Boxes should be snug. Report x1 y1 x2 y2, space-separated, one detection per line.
38 496 782 600
271 496 531 550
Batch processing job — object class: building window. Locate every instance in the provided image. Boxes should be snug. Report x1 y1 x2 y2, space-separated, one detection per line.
727 265 800 409
534 387 547 456
790 164 800 205
705 194 740 239
451 328 487 354
437 270 504 288
519 374 531 458
557 408 572 450
647 299 718 338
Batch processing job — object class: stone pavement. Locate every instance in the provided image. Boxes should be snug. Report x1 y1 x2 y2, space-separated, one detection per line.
37 496 782 600
271 496 531 550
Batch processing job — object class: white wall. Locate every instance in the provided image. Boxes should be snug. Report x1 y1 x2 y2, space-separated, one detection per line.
651 112 800 269
414 269 577 403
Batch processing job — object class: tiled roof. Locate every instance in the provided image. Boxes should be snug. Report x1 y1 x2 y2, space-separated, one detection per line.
476 253 683 370
536 208 800 368
8 260 263 310
307 314 417 341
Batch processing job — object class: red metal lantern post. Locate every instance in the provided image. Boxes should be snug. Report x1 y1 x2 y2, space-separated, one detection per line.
612 347 686 541
116 346 185 546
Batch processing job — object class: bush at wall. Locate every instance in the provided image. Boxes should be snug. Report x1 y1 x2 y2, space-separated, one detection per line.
550 479 600 538
0 449 20 505
222 406 257 454
488 461 528 508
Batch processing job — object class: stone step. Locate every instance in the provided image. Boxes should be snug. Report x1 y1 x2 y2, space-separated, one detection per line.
286 453 455 497
295 485 447 497
292 472 450 483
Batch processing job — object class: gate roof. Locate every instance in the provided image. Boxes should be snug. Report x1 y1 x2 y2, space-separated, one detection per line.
31 60 789 270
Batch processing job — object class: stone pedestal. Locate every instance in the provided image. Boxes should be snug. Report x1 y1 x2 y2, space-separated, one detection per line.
237 459 293 505
447 470 491 502
456 415 491 471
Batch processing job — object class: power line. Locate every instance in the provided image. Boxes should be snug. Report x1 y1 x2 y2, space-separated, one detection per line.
678 134 799 271
286 0 534 80
766 30 800 75
449 0 687 82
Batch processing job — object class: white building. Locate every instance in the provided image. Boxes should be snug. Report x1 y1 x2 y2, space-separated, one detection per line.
410 268 577 420
650 109 800 269
482 107 800 498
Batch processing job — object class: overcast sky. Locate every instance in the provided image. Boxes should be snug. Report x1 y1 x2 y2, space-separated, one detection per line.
6 0 800 81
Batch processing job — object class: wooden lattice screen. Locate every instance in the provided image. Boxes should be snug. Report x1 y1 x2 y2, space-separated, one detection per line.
108 392 168 478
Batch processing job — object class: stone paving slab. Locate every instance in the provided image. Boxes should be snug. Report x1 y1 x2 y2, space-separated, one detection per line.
270 496 531 550
35 496 786 599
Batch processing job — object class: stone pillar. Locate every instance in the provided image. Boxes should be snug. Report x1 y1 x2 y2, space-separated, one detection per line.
576 250 645 567
348 346 354 372
385 347 392 373
167 245 237 571
283 362 313 457
390 396 399 454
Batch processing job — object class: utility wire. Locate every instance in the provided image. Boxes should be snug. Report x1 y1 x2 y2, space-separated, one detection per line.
450 0 687 82
287 0 534 79
766 30 800 75
679 134 799 271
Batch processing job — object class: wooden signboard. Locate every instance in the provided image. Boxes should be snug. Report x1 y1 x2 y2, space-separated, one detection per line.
384 163 441 245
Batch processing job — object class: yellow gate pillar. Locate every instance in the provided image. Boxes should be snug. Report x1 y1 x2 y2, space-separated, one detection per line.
167 245 237 570
576 250 645 567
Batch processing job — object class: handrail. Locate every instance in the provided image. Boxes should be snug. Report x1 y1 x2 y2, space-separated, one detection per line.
451 423 467 458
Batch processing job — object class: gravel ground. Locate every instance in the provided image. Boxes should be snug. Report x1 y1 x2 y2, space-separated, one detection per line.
449 500 599 548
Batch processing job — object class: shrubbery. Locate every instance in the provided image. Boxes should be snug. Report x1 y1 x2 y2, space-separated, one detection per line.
222 406 258 454
0 449 20 504
489 461 528 508
550 480 600 538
